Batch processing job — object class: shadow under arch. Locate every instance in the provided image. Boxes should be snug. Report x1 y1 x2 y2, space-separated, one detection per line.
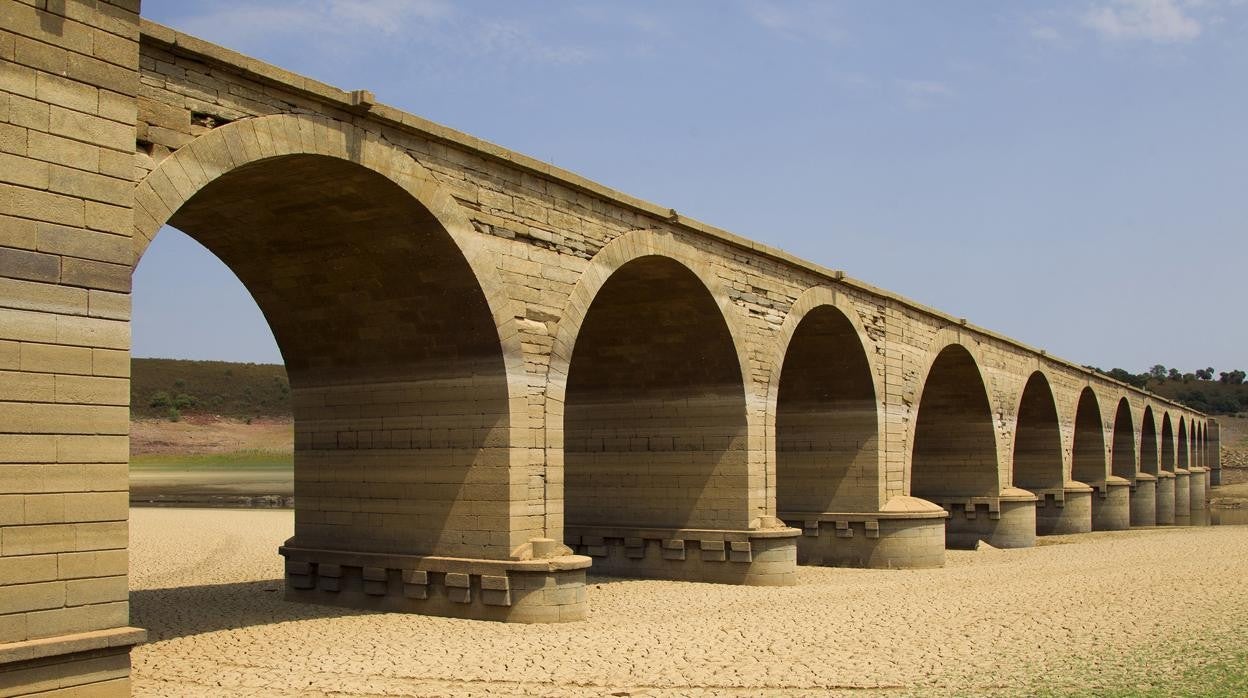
773 294 881 515
1071 387 1107 487
910 342 1033 549
1012 371 1064 495
1145 405 1177 528
1178 417 1190 471
1140 407 1159 475
1072 387 1130 530
769 289 896 567
1189 419 1209 517
1112 397 1155 528
132 114 526 567
1012 371 1086 535
910 343 999 500
1111 398 1137 481
549 236 794 583
561 253 747 531
1161 413 1176 473
1175 416 1193 520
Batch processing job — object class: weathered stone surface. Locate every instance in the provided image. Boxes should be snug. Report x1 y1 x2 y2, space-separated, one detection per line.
0 5 1218 696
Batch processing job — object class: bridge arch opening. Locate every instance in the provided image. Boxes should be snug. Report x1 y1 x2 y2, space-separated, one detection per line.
1161 414 1176 473
1200 423 1207 468
775 305 879 516
1071 388 1106 486
138 151 513 563
1011 372 1064 493
1111 398 1136 480
563 255 748 534
1140 407 1159 475
1154 411 1178 525
910 344 999 501
1192 422 1199 470
1178 418 1190 470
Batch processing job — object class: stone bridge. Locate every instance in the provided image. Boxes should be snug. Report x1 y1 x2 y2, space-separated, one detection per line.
0 2 1221 695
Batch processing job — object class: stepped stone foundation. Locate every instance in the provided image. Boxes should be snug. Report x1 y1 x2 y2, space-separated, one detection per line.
1090 478 1132 531
1035 483 1094 536
1129 474 1157 528
1155 473 1177 525
1175 470 1192 520
928 489 1037 550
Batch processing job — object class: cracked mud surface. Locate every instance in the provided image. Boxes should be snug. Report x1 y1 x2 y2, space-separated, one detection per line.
130 508 1247 697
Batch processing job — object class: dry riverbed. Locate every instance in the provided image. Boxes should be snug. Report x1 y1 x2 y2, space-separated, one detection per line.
130 508 1248 697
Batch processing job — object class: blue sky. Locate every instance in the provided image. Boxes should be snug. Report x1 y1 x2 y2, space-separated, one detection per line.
134 0 1248 374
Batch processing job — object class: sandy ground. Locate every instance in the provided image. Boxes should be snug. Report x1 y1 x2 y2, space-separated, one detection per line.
130 508 1248 697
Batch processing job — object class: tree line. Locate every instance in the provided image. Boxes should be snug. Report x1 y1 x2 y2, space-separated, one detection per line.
1088 364 1248 415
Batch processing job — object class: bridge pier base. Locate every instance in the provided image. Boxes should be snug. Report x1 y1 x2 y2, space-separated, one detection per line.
565 525 800 585
1033 484 1093 536
279 542 592 623
929 488 1036 549
1175 470 1192 523
1189 468 1209 526
1090 477 1132 531
1210 465 1222 487
1035 482 1093 535
782 496 948 570
0 628 147 698
1190 467 1208 513
1129 474 1157 527
1156 472 1176 525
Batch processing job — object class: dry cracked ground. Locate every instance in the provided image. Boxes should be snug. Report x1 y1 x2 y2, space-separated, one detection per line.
129 507 1248 697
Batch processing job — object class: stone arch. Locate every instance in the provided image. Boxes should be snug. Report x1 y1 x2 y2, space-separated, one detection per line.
1197 422 1205 468
132 113 526 560
770 287 884 514
548 232 754 536
909 342 1000 500
1200 422 1207 468
1012 371 1064 493
1178 417 1190 470
1071 387 1107 485
1161 413 1176 472
1191 420 1199 469
1111 397 1137 480
1140 406 1159 475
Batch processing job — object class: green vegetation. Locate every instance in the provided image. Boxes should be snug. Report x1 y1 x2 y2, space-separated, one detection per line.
1031 638 1248 697
131 358 291 420
1088 364 1248 416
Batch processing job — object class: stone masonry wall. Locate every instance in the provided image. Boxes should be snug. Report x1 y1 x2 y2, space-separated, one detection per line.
127 24 1210 527
0 0 143 693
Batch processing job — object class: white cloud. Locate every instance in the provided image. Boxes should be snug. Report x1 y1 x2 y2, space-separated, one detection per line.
1082 0 1203 42
324 0 452 35
743 0 846 43
174 0 451 45
897 80 953 110
173 1 590 65
475 19 591 65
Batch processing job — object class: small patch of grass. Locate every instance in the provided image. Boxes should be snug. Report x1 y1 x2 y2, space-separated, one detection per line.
1031 638 1248 697
130 451 293 470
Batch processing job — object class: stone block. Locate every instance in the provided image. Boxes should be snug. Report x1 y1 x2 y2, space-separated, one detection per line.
0 247 60 283
317 563 342 592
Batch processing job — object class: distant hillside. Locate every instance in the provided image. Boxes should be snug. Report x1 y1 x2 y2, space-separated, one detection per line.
1089 366 1248 416
131 358 291 420
1146 379 1248 417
